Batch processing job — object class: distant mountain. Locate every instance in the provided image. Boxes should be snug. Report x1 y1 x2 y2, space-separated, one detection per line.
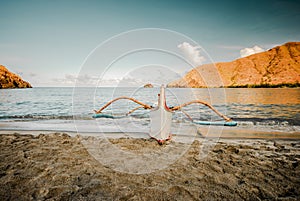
0 65 32 89
168 42 300 88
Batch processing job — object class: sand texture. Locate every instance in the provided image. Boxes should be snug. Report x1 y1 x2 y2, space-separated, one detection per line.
0 133 299 200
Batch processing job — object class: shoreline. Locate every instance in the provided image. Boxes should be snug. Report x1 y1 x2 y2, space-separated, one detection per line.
1 128 299 141
166 83 300 88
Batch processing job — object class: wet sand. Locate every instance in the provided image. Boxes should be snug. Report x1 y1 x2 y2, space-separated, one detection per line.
0 133 299 200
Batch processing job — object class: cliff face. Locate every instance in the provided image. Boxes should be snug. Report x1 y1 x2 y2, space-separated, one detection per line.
168 42 300 88
0 65 32 89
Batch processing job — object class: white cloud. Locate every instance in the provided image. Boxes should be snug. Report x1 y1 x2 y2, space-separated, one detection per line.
53 74 100 86
119 77 143 87
240 45 265 57
178 42 205 66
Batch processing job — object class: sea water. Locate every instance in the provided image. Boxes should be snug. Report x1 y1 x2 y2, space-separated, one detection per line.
0 87 299 138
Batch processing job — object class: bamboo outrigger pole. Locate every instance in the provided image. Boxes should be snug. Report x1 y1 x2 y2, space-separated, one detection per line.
94 96 152 114
94 87 232 122
170 100 232 122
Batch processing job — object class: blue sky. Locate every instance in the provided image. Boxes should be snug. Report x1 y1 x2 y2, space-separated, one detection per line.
0 0 299 86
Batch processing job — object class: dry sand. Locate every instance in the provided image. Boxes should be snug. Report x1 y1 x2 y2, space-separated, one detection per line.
0 133 299 200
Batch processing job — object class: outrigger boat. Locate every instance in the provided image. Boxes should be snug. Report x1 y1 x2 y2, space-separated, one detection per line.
93 85 237 144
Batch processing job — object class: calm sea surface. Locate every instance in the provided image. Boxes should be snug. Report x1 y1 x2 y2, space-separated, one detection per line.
0 87 299 138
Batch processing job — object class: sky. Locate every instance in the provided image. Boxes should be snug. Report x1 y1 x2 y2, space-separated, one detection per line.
0 0 299 86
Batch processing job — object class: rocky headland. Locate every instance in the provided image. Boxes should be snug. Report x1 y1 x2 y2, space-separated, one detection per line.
0 65 32 89
168 42 300 88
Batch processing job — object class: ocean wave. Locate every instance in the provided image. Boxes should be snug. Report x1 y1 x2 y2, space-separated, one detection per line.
232 117 300 126
0 114 92 121
1 114 298 127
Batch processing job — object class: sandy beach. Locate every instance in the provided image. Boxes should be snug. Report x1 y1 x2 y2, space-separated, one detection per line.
0 132 299 200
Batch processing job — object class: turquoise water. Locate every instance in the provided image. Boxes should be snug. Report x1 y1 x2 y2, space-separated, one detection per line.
0 87 299 137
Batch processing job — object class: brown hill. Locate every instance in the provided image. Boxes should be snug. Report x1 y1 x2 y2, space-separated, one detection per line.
168 42 300 88
0 65 32 89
